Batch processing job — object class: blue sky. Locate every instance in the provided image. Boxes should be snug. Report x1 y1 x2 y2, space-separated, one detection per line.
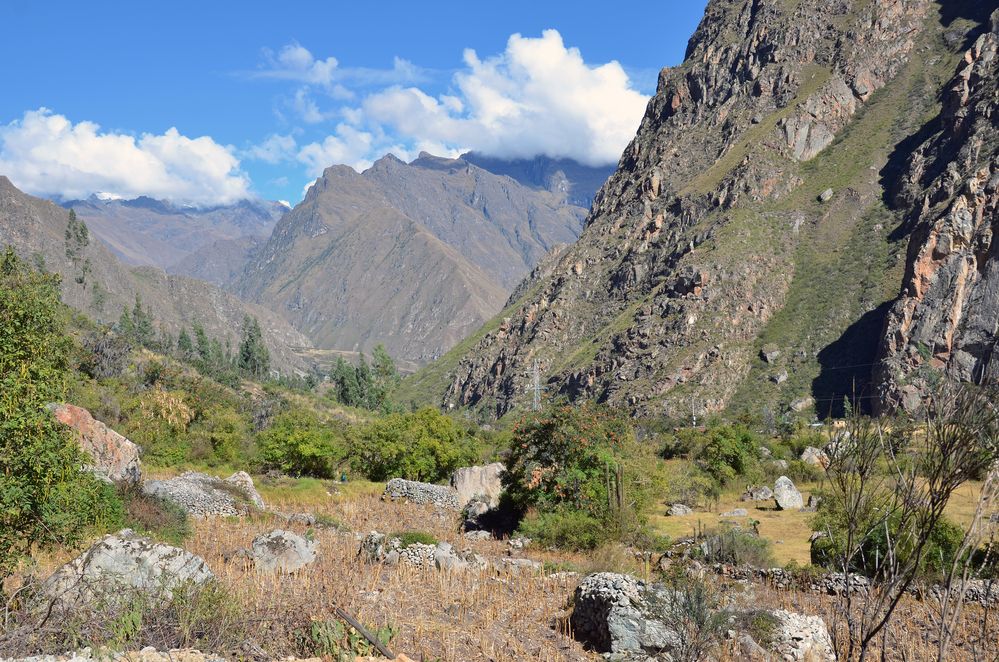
0 1 707 205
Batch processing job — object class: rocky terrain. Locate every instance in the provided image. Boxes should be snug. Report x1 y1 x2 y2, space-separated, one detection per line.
405 0 997 419
66 196 286 274
0 177 312 371
237 154 589 364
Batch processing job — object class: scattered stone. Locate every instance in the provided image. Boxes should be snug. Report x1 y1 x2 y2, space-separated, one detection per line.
142 471 264 517
741 485 774 502
507 536 532 551
807 494 822 509
760 344 781 363
772 459 789 471
450 462 504 507
249 529 316 573
5 648 228 661
463 530 492 541
758 446 772 459
41 529 213 610
773 476 804 510
771 369 789 384
668 503 693 516
383 478 460 510
800 446 829 469
818 188 834 202
739 633 769 660
720 508 748 517
461 495 492 531
771 609 836 660
48 403 141 484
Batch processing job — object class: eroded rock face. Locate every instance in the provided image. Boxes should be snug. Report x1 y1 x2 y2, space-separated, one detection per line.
49 403 141 484
875 13 999 413
450 462 504 507
41 529 213 609
771 609 836 661
250 529 316 573
383 478 460 510
142 471 265 517
774 476 804 510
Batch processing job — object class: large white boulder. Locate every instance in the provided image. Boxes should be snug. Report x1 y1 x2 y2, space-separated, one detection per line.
250 529 316 573
41 529 213 609
771 609 836 660
774 476 804 510
450 462 504 507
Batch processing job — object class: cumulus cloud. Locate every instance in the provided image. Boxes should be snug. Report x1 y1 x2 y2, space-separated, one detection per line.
0 108 251 205
296 124 375 174
292 30 649 169
245 133 297 163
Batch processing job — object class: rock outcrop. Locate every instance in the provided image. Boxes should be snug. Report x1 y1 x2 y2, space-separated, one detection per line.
41 529 213 609
450 462 504 507
48 403 141 484
382 478 460 510
875 10 999 414
249 529 316 573
773 476 804 510
142 471 265 517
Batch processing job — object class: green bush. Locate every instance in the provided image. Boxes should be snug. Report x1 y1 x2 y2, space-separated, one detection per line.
117 483 191 545
352 408 478 482
517 508 611 551
188 405 250 466
0 248 122 578
391 531 438 548
258 408 349 478
698 525 775 567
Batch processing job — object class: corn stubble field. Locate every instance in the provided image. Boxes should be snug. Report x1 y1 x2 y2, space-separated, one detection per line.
9 481 997 662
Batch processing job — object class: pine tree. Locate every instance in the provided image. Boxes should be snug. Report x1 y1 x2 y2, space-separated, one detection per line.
131 295 153 347
64 210 91 285
238 315 270 378
177 328 194 360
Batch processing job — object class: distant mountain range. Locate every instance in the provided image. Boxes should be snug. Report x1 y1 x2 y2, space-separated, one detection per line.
0 177 312 371
461 152 615 209
65 195 287 276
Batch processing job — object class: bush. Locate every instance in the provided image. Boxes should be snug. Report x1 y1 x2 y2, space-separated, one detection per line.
258 408 349 478
698 525 775 567
0 248 122 579
812 502 965 579
352 408 478 482
390 531 438 548
117 483 191 545
516 508 611 551
188 405 250 466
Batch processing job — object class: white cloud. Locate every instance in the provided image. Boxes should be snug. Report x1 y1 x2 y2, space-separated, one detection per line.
361 30 648 166
257 42 341 87
296 124 375 174
245 133 297 163
0 108 251 205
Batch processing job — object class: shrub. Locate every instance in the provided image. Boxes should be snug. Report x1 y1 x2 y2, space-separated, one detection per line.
296 618 396 661
516 508 611 551
782 459 825 484
117 483 191 545
188 405 250 466
0 248 122 579
698 525 775 568
258 408 349 478
582 543 642 575
695 425 762 485
391 531 438 548
644 571 731 662
79 328 132 379
352 408 478 482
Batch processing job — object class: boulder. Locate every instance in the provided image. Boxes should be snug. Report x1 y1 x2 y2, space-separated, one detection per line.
49 403 141 484
570 572 680 655
668 503 693 516
741 485 774 501
142 471 264 517
450 462 504 507
249 529 316 573
461 495 492 531
818 188 834 202
760 344 781 363
41 529 213 609
774 476 804 510
720 508 748 517
383 478 460 510
800 446 830 469
790 396 815 412
770 609 835 660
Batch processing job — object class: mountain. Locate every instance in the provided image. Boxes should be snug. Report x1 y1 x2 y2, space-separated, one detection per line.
0 177 312 371
169 235 266 288
66 195 287 274
403 0 996 420
236 153 588 365
460 152 615 208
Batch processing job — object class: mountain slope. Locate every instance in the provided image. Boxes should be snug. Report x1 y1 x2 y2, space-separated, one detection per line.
0 177 311 371
236 165 509 365
404 0 992 420
460 152 615 209
237 154 589 364
67 196 286 272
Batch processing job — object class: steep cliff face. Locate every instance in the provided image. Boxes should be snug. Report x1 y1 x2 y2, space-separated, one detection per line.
875 10 999 413
406 0 990 420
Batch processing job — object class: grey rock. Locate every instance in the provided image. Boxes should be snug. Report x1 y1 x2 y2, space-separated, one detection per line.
760 344 781 363
818 188 834 202
383 478 460 510
463 529 492 541
771 369 788 384
249 529 316 573
770 609 836 660
774 476 804 510
41 529 213 609
668 503 693 516
800 446 829 469
741 485 774 502
142 471 264 517
720 508 748 517
790 396 815 412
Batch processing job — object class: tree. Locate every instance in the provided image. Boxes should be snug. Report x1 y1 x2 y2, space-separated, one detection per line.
258 408 349 478
64 209 91 286
332 357 361 406
177 328 194 360
237 315 270 378
131 294 153 347
0 247 116 580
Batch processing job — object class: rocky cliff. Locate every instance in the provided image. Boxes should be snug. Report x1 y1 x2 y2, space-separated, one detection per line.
874 9 999 413
404 0 995 420
237 154 588 365
0 177 312 371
